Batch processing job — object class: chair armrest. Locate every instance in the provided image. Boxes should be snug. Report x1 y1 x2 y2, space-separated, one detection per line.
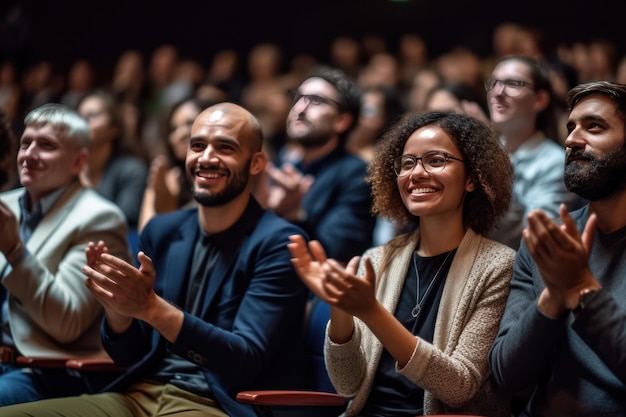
236 390 347 407
65 358 126 372
15 356 68 368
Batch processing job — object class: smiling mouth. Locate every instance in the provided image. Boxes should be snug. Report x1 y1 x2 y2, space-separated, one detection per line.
197 171 222 179
411 187 438 194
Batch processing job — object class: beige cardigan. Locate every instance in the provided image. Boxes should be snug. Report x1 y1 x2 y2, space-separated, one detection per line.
324 228 515 417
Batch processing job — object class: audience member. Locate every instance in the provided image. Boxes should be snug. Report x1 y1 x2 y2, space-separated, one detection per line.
140 44 181 160
424 81 490 124
138 96 204 231
288 111 515 416
489 81 626 416
397 33 430 93
0 107 18 192
59 59 97 110
0 102 309 417
347 84 405 163
405 67 442 115
109 49 150 150
328 36 362 81
262 66 376 264
0 60 22 128
78 90 148 231
0 103 130 406
204 49 244 103
346 84 406 246
486 55 584 249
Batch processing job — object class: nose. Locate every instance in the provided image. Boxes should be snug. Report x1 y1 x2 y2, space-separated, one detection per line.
564 125 586 149
408 159 429 178
198 145 219 165
490 80 505 95
19 141 37 158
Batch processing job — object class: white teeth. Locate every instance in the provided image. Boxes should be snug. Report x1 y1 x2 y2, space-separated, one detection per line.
198 172 221 178
411 188 437 194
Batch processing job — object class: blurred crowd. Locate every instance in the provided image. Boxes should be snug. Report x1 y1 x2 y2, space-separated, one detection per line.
0 21 624 230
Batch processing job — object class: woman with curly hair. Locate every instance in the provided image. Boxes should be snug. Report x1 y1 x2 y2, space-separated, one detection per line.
288 111 516 416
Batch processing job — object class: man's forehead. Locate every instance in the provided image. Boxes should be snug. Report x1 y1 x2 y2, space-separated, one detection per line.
193 108 247 133
299 77 336 93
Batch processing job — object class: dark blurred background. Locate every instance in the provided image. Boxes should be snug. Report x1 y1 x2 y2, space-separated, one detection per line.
2 0 624 76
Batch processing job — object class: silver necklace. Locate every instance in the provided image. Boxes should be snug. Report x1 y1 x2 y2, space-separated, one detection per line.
411 250 453 318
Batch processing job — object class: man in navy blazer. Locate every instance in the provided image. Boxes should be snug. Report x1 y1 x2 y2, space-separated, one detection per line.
0 103 309 417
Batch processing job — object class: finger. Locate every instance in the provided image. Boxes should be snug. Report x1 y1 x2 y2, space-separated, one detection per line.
345 255 360 275
84 277 114 299
85 242 98 266
287 235 311 261
581 212 597 254
82 264 119 292
524 212 554 263
557 204 579 238
308 240 328 263
364 257 376 287
137 251 154 275
99 253 137 276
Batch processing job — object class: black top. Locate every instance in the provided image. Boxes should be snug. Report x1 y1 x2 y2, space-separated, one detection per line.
359 249 456 417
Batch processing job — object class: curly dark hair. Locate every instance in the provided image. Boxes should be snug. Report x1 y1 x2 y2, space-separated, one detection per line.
367 111 513 236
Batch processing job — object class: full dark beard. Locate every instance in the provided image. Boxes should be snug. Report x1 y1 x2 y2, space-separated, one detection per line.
564 146 626 201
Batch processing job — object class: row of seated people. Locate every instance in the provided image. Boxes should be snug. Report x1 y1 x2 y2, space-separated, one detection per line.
0 67 624 416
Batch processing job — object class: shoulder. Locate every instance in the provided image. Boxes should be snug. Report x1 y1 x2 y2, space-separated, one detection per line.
0 187 23 204
536 139 566 158
256 209 308 240
67 188 126 223
145 207 198 230
474 234 517 267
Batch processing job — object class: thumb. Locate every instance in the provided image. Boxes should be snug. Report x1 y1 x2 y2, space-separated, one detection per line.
364 256 376 287
137 251 155 274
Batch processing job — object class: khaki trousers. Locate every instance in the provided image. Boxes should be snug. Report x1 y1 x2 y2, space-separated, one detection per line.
0 380 229 417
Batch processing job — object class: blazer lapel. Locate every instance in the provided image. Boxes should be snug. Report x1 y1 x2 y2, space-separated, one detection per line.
163 216 199 305
26 181 83 256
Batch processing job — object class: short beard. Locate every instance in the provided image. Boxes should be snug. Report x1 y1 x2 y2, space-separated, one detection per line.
287 121 332 149
190 160 250 207
564 146 626 201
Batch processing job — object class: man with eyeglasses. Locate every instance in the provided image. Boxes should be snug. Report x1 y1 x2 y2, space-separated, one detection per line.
259 66 375 264
485 55 584 250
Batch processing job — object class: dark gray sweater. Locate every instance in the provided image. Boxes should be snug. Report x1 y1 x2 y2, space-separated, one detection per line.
489 205 626 417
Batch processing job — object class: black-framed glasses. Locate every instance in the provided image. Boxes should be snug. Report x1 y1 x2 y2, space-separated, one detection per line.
484 78 535 96
393 151 465 177
290 91 343 109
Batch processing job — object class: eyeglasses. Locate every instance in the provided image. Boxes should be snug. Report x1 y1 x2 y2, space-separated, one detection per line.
393 151 465 177
290 91 343 109
484 78 534 96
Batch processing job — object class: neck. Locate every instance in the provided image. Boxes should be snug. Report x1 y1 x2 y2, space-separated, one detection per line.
589 194 626 234
300 136 340 167
197 191 250 234
416 215 465 256
501 128 540 153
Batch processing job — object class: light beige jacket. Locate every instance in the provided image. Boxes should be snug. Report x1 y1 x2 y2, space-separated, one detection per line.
0 180 130 358
325 228 515 417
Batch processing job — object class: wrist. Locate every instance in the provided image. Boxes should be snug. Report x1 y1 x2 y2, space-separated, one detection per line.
5 241 24 265
572 287 601 316
537 288 568 318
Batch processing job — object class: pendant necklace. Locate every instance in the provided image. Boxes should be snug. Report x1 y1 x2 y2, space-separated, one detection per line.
411 250 453 319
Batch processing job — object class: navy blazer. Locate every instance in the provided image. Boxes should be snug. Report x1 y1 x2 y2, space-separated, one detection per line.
99 197 309 417
297 147 376 263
